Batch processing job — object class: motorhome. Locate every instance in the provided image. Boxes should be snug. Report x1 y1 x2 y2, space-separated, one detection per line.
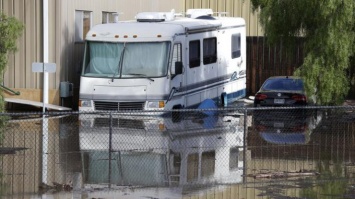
78 9 246 112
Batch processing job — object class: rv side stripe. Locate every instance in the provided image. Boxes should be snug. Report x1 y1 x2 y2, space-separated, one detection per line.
184 88 246 109
175 75 245 96
178 74 231 92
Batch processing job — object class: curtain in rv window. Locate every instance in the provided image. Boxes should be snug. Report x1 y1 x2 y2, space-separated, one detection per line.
122 42 169 76
85 42 169 77
203 37 217 65
88 42 122 75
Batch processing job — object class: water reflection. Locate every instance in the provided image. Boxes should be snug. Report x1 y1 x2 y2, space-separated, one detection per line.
249 160 355 199
247 107 355 199
1 107 355 198
300 161 349 199
252 109 323 145
79 112 245 187
0 114 82 197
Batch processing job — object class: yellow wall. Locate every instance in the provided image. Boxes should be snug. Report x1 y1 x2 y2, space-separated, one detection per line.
1 0 261 107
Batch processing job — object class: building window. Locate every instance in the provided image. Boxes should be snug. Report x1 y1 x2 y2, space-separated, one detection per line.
189 40 200 68
102 12 118 23
75 10 92 42
203 37 217 65
231 33 241 58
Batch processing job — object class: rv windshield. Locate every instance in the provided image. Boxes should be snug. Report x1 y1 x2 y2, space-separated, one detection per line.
82 41 170 78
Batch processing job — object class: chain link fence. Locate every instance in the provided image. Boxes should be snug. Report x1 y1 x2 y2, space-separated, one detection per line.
1 106 355 197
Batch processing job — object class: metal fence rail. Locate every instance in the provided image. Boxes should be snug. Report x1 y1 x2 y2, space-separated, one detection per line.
0 106 355 198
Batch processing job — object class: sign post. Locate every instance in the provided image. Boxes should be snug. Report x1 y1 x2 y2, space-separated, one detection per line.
32 62 56 185
32 62 56 112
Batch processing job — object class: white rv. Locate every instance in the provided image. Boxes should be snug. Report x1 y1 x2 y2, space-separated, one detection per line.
78 9 246 112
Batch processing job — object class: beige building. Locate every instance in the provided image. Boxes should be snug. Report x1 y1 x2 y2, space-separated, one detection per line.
1 0 262 110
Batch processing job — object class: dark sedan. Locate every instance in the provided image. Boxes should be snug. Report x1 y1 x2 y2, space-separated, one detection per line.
254 76 307 107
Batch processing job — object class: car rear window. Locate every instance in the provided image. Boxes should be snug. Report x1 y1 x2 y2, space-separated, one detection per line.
262 78 304 91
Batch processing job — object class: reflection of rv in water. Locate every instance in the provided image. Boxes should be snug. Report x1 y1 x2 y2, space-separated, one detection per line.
78 9 246 112
79 113 245 186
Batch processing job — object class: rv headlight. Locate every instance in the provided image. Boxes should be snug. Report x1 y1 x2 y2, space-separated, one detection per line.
147 101 165 109
79 100 92 107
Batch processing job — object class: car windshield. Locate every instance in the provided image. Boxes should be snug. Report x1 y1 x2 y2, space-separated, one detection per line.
261 78 304 91
82 41 170 78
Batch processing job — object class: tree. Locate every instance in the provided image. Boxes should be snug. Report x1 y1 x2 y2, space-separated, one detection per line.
0 13 24 112
251 0 355 105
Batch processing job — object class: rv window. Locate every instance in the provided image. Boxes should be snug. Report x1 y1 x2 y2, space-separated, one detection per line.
189 40 200 68
203 37 217 65
187 153 198 182
231 33 241 59
172 43 182 63
229 147 239 169
201 151 215 178
84 42 123 75
82 41 170 78
171 43 182 76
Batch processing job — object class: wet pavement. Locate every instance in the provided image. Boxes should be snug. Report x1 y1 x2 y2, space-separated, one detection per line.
0 105 355 198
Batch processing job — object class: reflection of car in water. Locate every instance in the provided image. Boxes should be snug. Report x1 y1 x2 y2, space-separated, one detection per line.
252 108 322 145
79 111 245 187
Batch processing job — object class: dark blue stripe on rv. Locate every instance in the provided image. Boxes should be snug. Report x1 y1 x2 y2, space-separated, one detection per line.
186 88 246 109
174 75 245 97
226 89 246 102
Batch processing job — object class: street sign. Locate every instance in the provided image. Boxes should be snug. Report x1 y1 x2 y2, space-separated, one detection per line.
32 62 56 73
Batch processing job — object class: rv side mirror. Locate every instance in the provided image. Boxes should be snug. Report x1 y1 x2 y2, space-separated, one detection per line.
175 62 183 75
171 61 183 79
173 61 183 75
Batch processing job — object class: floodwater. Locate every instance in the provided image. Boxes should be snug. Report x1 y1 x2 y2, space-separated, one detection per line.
1 106 355 199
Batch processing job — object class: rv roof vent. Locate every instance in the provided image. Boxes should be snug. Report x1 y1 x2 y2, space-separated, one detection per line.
136 9 175 22
186 9 213 19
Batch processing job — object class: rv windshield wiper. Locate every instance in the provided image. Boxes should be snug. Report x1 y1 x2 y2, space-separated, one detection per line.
112 43 126 82
127 73 154 82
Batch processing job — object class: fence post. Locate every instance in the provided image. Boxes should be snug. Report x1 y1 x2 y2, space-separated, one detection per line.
243 107 247 183
108 112 113 188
